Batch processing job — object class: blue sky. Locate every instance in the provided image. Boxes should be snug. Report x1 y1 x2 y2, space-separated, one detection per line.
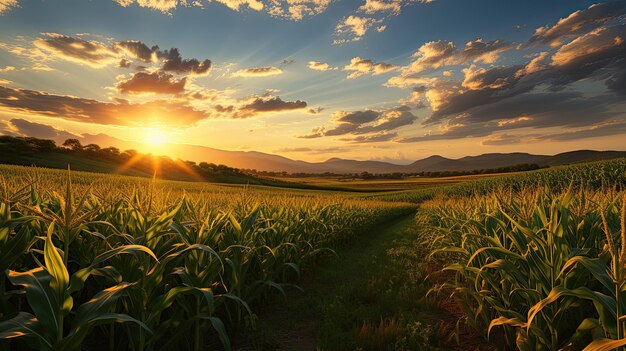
0 0 624 162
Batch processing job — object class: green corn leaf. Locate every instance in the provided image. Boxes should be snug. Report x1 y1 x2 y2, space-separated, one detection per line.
90 244 158 266
0 312 51 349
71 282 135 327
7 268 59 343
44 222 70 310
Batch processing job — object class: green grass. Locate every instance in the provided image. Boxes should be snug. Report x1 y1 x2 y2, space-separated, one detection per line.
252 214 445 350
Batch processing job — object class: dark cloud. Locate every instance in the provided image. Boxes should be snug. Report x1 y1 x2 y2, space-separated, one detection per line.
425 23 626 125
527 2 625 47
159 48 211 75
300 106 416 139
115 40 158 62
399 92 623 142
335 110 380 124
233 96 307 118
536 120 626 141
116 71 186 94
119 59 132 68
480 120 626 145
31 33 212 78
0 118 80 141
341 132 398 143
33 33 118 67
0 85 209 126
214 95 310 119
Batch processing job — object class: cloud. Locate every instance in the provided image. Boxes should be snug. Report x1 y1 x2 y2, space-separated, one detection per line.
335 110 380 124
0 85 209 126
209 0 263 11
385 75 437 89
399 91 624 143
343 57 397 79
113 0 330 20
480 133 523 146
334 16 383 42
0 118 81 141
23 33 213 76
0 0 18 15
299 105 416 139
402 38 511 76
0 65 15 73
359 0 401 15
113 0 182 13
116 71 187 94
341 132 398 143
551 25 624 67
459 39 513 64
462 64 522 90
308 61 338 71
215 95 309 118
536 120 626 141
119 59 132 68
233 66 283 77
527 2 625 47
267 0 330 21
34 33 120 68
480 120 626 145
159 47 212 75
421 24 626 124
335 0 434 42
404 40 457 74
115 40 158 62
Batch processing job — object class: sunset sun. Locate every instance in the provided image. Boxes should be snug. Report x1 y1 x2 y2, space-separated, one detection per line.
143 128 169 151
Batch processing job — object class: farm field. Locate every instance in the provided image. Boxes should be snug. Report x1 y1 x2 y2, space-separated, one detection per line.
267 173 507 192
1 158 626 350
3 0 626 349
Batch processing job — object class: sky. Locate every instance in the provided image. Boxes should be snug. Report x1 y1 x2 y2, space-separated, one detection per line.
0 0 624 163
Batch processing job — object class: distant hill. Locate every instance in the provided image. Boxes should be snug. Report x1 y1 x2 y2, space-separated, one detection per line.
11 133 626 175
68 133 626 175
172 148 626 174
0 135 293 187
153 146 626 174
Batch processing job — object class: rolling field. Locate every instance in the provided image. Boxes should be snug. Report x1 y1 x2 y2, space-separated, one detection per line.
268 173 506 192
417 158 626 350
1 159 626 350
0 164 415 350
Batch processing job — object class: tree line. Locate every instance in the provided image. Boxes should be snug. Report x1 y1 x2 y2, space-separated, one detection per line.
0 135 246 182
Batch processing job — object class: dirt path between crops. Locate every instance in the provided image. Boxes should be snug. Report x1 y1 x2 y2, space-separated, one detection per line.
242 211 498 351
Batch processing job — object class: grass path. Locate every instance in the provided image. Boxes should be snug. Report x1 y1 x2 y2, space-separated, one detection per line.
245 212 481 350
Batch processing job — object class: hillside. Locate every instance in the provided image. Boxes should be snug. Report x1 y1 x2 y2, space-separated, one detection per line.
81 136 626 174
0 136 286 186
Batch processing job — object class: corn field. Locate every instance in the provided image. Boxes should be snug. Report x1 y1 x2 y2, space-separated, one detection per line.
420 158 626 350
0 165 415 350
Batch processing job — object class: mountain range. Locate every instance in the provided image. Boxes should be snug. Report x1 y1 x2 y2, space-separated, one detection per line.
191 149 626 174
77 134 626 174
